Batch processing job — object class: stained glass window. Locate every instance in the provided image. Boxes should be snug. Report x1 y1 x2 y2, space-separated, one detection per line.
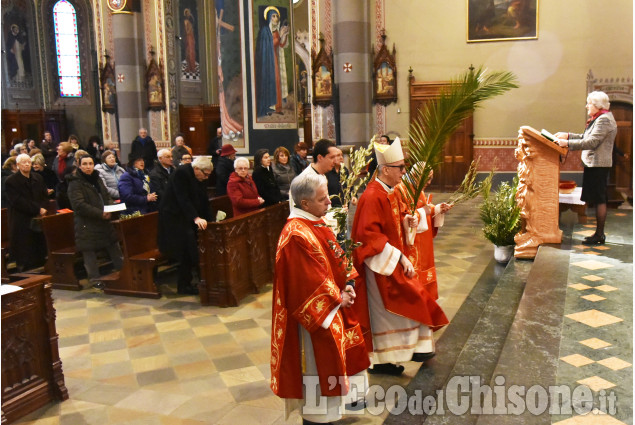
53 0 82 97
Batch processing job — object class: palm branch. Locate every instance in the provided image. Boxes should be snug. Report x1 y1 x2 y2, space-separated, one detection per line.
402 66 518 213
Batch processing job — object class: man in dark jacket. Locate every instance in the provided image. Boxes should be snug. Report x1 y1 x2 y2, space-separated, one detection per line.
67 154 123 288
207 127 223 167
5 154 50 271
149 148 175 204
130 128 158 171
158 157 213 295
215 144 237 196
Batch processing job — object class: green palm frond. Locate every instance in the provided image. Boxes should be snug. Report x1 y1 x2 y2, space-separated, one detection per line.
402 66 518 212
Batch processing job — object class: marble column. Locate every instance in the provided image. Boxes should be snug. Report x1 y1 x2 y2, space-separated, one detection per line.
112 11 147 162
333 0 372 146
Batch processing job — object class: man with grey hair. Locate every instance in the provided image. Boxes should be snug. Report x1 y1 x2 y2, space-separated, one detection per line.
5 153 50 271
149 148 174 202
270 172 369 424
171 135 190 165
158 156 212 295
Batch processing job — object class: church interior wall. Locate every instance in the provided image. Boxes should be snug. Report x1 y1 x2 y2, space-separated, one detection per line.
381 0 633 141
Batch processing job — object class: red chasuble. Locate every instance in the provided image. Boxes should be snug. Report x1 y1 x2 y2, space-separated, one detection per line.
394 183 440 300
351 180 448 353
270 216 370 399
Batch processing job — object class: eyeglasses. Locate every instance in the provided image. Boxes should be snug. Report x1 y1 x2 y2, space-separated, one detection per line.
235 167 249 171
384 164 406 171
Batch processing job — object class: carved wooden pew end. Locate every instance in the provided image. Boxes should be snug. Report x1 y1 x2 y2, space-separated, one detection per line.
198 201 289 307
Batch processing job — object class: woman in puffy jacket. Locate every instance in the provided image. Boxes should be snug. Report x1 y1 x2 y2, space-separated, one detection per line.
95 150 125 200
226 157 264 216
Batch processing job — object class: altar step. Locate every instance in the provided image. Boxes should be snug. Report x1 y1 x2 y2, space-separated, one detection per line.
385 230 573 425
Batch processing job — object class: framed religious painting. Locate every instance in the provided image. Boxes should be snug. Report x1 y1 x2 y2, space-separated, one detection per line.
311 35 333 107
467 0 538 42
248 0 298 130
372 31 397 106
145 54 165 111
100 55 116 113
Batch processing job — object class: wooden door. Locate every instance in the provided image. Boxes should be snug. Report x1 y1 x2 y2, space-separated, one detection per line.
178 104 221 155
409 81 473 192
610 102 633 193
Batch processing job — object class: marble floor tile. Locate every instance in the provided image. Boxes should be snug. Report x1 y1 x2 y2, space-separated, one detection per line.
581 294 606 302
560 354 595 367
577 376 616 392
566 310 624 328
596 357 632 371
579 338 613 349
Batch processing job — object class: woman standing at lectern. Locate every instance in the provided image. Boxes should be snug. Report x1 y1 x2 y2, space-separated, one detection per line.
556 91 617 245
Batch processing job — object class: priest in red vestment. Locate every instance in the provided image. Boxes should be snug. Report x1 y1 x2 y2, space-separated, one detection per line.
394 170 452 300
351 138 449 376
271 172 370 424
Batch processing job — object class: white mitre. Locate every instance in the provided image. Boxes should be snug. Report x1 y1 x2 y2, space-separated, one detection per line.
374 137 404 165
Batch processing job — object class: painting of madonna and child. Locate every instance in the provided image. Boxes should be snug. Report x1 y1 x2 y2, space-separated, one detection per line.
251 1 297 129
467 0 538 42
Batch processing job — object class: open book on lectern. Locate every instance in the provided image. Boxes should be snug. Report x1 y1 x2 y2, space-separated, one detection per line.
540 129 558 143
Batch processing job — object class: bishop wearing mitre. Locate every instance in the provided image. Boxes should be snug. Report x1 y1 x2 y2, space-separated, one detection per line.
351 138 449 376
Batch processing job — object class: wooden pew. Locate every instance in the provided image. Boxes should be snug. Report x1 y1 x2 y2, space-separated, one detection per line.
198 201 289 307
40 212 82 290
209 194 233 220
103 212 164 298
1 273 68 423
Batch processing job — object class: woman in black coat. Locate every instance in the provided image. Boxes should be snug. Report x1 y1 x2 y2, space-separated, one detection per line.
252 148 282 206
5 154 49 271
67 155 123 288
158 157 212 295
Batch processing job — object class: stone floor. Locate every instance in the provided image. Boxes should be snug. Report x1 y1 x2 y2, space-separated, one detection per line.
11 197 632 425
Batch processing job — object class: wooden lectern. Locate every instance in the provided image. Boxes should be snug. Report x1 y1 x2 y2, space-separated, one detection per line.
514 126 568 259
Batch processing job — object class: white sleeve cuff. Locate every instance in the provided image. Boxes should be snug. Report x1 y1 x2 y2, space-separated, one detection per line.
321 304 341 329
364 242 400 276
434 204 445 228
416 207 429 233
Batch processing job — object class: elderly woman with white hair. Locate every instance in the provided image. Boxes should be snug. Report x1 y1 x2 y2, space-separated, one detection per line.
226 156 264 217
158 156 213 295
556 91 617 245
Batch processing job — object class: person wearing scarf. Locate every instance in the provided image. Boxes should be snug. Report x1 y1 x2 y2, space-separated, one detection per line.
556 91 617 245
118 152 158 215
252 148 282 206
67 154 123 289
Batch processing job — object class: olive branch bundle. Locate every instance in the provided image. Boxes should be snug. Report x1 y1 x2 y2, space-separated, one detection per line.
327 137 376 281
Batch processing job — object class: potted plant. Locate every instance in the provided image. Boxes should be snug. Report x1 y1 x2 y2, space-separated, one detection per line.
479 176 521 263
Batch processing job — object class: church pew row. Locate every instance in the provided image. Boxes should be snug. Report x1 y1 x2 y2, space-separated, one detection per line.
198 201 289 307
102 212 165 299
